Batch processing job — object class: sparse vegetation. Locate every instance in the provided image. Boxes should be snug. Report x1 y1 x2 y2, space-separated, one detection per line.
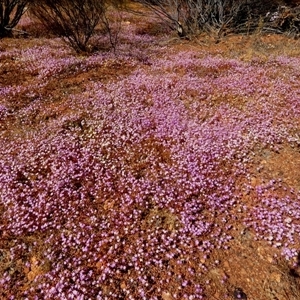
30 0 124 52
135 0 300 38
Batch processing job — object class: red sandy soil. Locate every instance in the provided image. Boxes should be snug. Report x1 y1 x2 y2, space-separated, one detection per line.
1 4 300 300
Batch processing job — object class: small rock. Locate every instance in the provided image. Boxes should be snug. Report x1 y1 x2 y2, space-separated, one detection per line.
120 281 127 290
95 261 103 269
250 177 258 186
27 271 36 282
223 261 230 269
270 272 281 283
240 268 247 276
267 256 275 263
284 217 292 224
31 256 38 266
209 268 226 279
162 291 174 300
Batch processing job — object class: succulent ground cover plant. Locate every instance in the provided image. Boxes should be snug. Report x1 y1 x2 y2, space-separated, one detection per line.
0 6 300 300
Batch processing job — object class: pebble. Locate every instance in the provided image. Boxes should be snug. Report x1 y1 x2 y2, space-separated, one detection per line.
162 291 174 300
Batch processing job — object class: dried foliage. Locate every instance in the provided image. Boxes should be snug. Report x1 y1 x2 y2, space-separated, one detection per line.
135 0 300 38
263 5 300 37
31 0 123 52
0 0 28 37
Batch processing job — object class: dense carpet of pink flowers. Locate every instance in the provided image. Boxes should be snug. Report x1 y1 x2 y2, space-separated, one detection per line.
0 19 300 299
